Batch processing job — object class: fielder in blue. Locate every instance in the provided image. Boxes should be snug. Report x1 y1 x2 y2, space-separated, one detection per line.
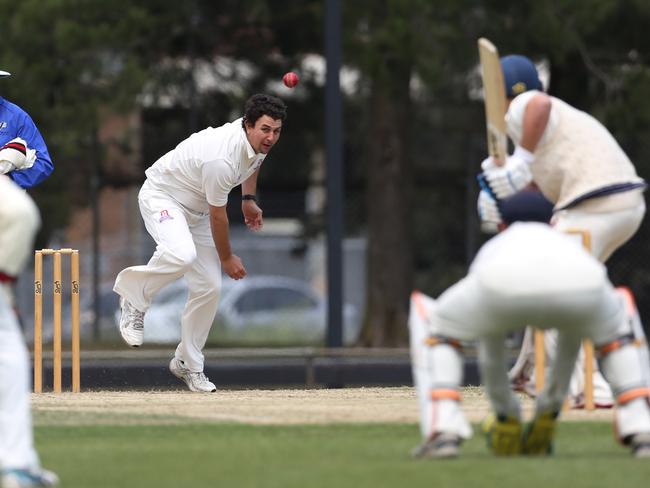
0 69 53 189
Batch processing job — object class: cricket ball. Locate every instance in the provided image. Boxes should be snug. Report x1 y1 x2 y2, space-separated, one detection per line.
282 72 299 88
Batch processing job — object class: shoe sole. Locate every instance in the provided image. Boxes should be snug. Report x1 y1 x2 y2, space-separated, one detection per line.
119 326 142 348
119 325 142 348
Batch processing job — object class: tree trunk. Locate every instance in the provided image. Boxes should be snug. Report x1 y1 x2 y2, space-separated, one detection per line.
360 11 414 346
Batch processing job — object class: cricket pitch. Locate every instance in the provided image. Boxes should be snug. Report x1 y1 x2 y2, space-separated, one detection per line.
31 386 613 426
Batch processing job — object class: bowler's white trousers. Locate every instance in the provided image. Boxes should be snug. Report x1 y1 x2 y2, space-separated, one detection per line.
114 180 222 372
0 287 40 471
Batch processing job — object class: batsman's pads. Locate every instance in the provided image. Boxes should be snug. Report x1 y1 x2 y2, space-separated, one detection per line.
480 146 534 199
522 411 558 455
483 414 523 455
0 137 36 173
409 291 473 442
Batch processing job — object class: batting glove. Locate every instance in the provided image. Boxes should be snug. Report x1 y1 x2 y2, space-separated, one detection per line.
477 189 503 234
0 137 36 173
480 146 534 199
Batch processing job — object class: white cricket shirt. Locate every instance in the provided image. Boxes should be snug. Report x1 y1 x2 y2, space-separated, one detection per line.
505 91 643 209
470 222 606 296
145 118 266 213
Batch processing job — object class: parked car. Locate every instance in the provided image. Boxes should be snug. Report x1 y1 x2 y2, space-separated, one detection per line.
79 283 120 339
116 276 361 346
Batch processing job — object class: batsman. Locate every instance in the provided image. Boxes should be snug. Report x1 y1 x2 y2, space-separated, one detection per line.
476 52 647 407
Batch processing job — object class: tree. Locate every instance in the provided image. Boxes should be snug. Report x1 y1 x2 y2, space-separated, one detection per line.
344 0 477 345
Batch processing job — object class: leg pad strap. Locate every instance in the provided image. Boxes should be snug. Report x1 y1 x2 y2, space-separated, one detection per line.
617 387 650 405
597 333 645 357
430 388 461 402
424 335 463 351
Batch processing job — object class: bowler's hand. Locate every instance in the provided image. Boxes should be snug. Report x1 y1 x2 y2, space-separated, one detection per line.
222 254 247 280
242 200 263 231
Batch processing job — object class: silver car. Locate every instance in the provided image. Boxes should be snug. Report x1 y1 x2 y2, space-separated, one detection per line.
125 276 361 346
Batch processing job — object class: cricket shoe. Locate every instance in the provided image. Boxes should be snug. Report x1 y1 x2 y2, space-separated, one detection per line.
1 468 59 488
169 357 216 393
118 297 145 347
484 414 523 456
630 432 650 458
522 411 558 455
411 433 461 459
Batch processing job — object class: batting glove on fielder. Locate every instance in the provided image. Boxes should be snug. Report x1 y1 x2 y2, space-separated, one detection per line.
480 146 534 199
0 137 36 174
477 189 503 234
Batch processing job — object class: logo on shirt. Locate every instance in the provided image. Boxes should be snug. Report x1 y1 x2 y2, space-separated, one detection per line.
0 122 7 130
159 210 174 223
253 158 264 171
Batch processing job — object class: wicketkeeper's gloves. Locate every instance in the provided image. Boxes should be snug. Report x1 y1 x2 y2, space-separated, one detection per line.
483 414 523 456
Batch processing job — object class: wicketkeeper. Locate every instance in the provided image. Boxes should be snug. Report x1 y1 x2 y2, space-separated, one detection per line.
409 222 650 459
477 54 646 408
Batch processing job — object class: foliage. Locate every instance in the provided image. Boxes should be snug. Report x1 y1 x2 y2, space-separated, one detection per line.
3 1 650 340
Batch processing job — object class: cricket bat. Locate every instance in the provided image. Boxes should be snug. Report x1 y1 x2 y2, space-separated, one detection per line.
477 38 507 166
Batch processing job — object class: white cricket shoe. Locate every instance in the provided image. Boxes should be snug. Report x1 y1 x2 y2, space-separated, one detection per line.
118 296 145 347
631 432 650 458
1 468 59 488
411 433 461 459
169 357 216 393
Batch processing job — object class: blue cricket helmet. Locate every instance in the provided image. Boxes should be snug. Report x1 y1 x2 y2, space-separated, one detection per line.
500 55 542 97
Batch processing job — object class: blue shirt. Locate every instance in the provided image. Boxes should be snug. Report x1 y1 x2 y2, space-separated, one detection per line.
0 97 53 188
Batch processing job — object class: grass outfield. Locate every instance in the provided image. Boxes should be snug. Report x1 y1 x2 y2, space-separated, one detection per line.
36 422 650 488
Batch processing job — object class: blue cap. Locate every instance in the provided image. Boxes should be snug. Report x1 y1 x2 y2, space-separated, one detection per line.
500 55 542 97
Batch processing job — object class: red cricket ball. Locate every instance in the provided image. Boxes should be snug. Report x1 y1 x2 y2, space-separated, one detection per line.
282 72 299 88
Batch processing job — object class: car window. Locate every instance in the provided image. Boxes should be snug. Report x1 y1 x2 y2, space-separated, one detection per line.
234 288 317 314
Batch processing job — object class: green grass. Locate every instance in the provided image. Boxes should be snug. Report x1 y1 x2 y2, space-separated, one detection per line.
36 422 650 488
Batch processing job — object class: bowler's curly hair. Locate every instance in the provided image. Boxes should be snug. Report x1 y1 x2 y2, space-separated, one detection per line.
242 94 287 128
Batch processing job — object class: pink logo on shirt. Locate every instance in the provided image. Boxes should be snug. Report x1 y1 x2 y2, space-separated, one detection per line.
159 210 174 223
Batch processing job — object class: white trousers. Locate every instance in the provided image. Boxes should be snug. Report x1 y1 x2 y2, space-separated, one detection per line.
114 181 222 371
509 197 646 406
0 288 39 470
